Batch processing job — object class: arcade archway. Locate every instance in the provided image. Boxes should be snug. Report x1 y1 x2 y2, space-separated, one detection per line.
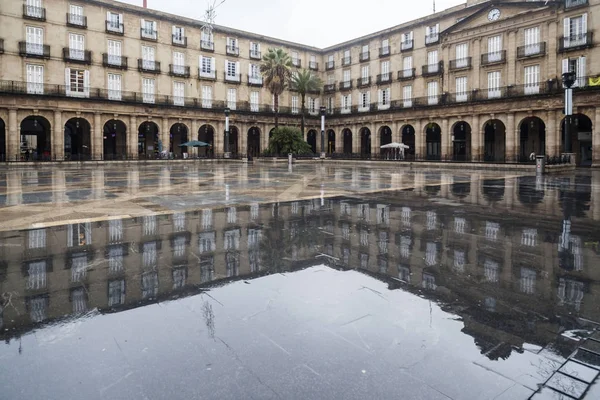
360 127 371 156
327 129 335 154
170 123 189 158
425 123 441 160
198 124 215 157
247 126 261 157
138 121 160 159
562 114 593 166
343 129 352 154
64 118 91 161
452 121 471 162
519 117 545 160
401 125 415 159
307 130 317 153
21 116 52 161
482 119 506 162
103 119 127 160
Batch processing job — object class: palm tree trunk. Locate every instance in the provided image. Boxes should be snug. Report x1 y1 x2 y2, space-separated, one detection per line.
274 94 279 128
300 93 306 136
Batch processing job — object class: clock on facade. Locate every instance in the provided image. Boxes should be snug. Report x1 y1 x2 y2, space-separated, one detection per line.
488 8 501 21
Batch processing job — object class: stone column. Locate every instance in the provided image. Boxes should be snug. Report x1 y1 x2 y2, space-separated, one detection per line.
594 107 600 166
335 127 343 153
353 124 360 154
471 114 481 160
546 110 557 156
216 120 224 154
240 123 247 156
93 113 102 160
53 110 63 160
161 117 169 154
129 115 137 159
442 118 449 160
414 120 424 158
7 109 18 161
506 112 515 161
371 124 378 156
191 119 199 158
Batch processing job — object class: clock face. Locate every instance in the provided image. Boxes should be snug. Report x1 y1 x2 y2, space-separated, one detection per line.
488 8 501 21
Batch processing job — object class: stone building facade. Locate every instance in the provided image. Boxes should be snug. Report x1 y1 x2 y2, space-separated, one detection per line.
0 0 598 164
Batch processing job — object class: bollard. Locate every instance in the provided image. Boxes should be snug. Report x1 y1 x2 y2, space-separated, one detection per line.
535 155 545 175
288 153 293 166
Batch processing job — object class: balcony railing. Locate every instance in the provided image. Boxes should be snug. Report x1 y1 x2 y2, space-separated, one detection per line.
249 50 261 59
224 73 241 83
341 56 351 66
398 68 416 80
566 0 588 9
339 80 353 90
23 5 45 21
425 33 439 46
172 35 187 47
226 45 239 56
324 83 336 93
376 73 392 84
292 58 301 67
248 74 263 86
481 50 507 65
326 60 335 70
169 64 190 78
62 48 92 64
198 68 216 80
141 28 157 41
137 59 160 74
357 77 371 88
449 57 472 71
106 21 124 35
201 40 214 51
401 40 414 51
379 46 391 57
422 62 443 77
559 33 593 51
66 13 87 28
359 51 370 62
517 42 546 59
18 42 50 59
102 53 128 69
309 61 319 71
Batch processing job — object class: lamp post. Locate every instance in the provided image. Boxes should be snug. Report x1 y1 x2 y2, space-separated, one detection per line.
224 107 231 158
320 106 326 159
562 71 576 155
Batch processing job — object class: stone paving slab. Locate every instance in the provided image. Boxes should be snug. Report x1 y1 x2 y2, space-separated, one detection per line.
559 361 600 384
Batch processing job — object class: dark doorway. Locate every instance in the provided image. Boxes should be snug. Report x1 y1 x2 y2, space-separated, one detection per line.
170 123 189 158
401 125 415 159
307 130 317 154
360 128 371 156
425 123 441 160
483 120 506 162
452 121 471 162
138 121 160 159
248 127 261 157
327 130 335 154
343 129 352 154
20 116 52 161
103 120 127 160
562 114 593 166
64 118 92 161
0 118 6 161
520 117 546 160
198 124 215 158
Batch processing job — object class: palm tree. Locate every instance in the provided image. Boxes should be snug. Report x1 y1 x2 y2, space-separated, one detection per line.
290 69 323 136
260 48 293 128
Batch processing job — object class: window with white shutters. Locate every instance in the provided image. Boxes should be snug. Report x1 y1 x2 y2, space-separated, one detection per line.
327 74 335 84
425 24 439 44
524 65 540 94
107 11 123 33
342 94 351 113
26 0 43 18
172 51 185 75
455 43 468 68
28 229 46 249
380 60 390 80
143 78 155 103
226 60 239 81
107 40 122 65
564 14 587 48
343 69 351 83
378 87 390 109
172 26 185 44
291 95 299 114
65 68 89 98
563 57 586 87
402 56 413 77
487 35 502 62
141 19 157 40
201 85 212 108
403 85 412 107
327 97 334 113
359 91 370 111
26 26 43 55
69 33 85 60
201 29 214 49
227 88 237 110
427 81 438 105
250 91 259 112
107 73 121 100
26 64 44 94
401 31 413 50
487 71 501 98
524 27 540 55
249 63 261 84
142 46 155 70
360 65 369 85
456 76 467 102
427 50 438 72
199 56 215 78
173 81 184 106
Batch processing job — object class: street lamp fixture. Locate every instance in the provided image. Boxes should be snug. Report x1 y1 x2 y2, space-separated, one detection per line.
224 107 231 158
320 106 327 159
562 71 576 154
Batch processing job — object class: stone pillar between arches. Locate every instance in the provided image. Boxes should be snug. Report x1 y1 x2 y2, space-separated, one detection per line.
506 113 515 161
128 115 137 159
93 113 102 160
53 110 64 160
7 109 18 161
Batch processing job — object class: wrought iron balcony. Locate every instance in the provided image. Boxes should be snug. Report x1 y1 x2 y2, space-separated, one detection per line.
198 68 216 80
481 50 506 65
324 83 336 93
376 73 392 84
398 68 416 80
566 0 588 9
224 72 241 83
248 74 263 86
226 45 239 56
449 57 472 71
172 35 187 48
201 40 214 51
105 21 124 35
516 42 546 59
292 58 301 67
137 59 161 74
141 28 157 41
18 42 50 59
102 53 128 69
421 62 443 77
359 51 370 62
379 46 391 57
62 48 92 64
66 13 87 28
169 64 190 78
401 40 413 51
249 50 261 60
309 61 319 71
425 33 439 46
326 60 335 70
356 77 371 88
341 56 351 66
339 80 353 90
559 33 593 52
23 5 45 21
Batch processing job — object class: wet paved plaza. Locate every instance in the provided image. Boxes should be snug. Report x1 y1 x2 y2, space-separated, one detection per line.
1 163 600 399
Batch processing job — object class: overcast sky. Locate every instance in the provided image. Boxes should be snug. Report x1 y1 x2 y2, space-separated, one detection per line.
117 0 467 48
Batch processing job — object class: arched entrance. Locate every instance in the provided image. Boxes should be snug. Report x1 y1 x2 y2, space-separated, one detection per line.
20 116 52 161
452 121 471 162
343 129 352 154
483 119 506 162
247 126 261 157
401 125 415 159
64 118 92 161
327 129 335 154
425 123 441 160
0 118 6 161
198 124 215 157
360 127 371 156
170 123 189 158
224 126 239 156
562 114 593 166
379 126 392 156
138 121 159 159
519 117 546 160
103 120 127 160
307 130 317 153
